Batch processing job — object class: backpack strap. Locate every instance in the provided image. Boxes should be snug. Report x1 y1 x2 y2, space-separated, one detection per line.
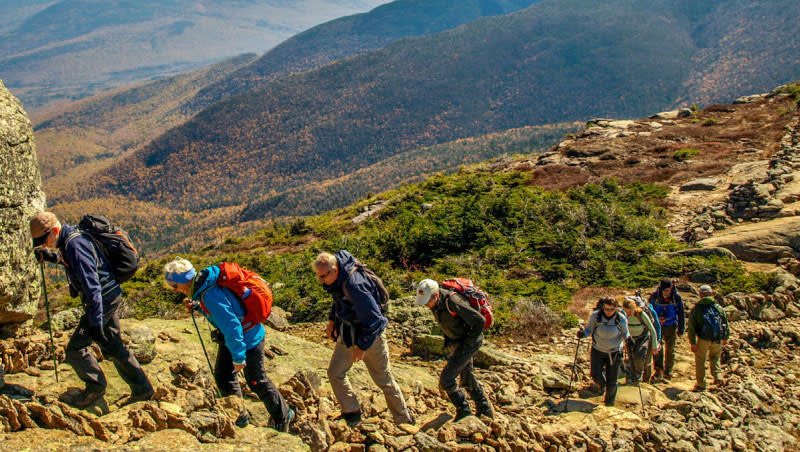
443 292 457 317
64 229 100 268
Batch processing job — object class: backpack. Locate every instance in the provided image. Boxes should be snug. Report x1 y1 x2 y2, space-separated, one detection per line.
341 259 389 315
200 262 273 332
698 303 725 342
591 309 625 340
67 214 140 283
441 278 494 330
629 295 661 342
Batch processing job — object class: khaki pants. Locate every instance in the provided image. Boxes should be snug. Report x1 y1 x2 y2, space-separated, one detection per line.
694 338 722 389
327 332 412 423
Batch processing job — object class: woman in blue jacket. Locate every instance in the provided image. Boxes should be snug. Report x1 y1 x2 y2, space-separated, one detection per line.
164 257 293 432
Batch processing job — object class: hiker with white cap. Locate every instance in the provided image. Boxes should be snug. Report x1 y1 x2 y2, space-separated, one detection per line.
415 278 494 420
687 284 729 391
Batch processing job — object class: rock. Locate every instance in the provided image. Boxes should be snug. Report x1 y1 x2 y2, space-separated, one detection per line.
266 306 290 331
681 178 719 191
0 81 46 327
754 305 786 322
699 216 800 262
49 308 83 331
452 416 490 438
723 305 748 321
687 270 717 284
124 324 157 364
415 431 450 451
411 335 522 367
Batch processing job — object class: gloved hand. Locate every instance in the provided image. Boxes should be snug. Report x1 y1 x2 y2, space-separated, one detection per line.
34 248 58 263
88 325 108 345
210 328 224 344
577 330 585 339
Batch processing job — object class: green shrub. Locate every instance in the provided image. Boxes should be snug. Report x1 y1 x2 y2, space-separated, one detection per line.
673 148 700 161
702 118 718 126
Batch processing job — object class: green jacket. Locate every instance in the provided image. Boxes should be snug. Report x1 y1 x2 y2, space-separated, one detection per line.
687 296 730 344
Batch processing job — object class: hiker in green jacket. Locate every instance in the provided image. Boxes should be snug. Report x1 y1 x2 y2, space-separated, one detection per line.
687 285 729 391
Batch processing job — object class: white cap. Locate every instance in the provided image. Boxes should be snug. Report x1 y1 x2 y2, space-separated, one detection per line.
699 284 713 295
415 279 439 306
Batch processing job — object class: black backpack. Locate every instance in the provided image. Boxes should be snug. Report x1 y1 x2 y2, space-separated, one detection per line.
69 214 140 283
342 259 389 315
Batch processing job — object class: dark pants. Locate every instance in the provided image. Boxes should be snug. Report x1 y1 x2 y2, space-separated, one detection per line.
66 297 152 395
214 338 290 425
626 334 650 383
654 324 677 375
590 348 622 406
440 340 489 410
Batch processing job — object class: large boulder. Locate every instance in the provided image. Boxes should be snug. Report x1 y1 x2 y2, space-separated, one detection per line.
410 334 521 367
699 217 800 262
0 81 46 327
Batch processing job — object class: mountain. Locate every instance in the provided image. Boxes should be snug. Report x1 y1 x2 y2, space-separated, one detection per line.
186 0 542 110
73 0 800 213
0 0 387 110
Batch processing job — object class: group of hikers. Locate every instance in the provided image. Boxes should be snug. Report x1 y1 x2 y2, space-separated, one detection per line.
13 211 730 434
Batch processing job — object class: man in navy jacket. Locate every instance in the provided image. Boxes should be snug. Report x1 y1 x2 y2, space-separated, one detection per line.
649 278 686 380
314 250 413 427
30 212 153 407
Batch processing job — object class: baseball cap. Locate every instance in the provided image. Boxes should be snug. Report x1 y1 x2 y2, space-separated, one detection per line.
415 279 439 306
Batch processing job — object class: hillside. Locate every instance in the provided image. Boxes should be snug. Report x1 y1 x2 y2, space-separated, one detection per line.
72 0 800 214
186 0 541 110
0 0 386 110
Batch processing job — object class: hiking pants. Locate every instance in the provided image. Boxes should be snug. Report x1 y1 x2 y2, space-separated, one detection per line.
440 339 489 411
590 348 622 406
214 337 290 425
327 332 412 423
66 297 152 395
626 335 650 383
654 324 677 375
694 338 722 389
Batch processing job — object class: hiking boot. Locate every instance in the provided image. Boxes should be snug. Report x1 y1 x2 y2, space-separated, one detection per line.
588 382 603 395
275 407 295 432
692 385 706 392
454 405 473 421
71 389 106 408
235 411 251 428
476 403 494 419
663 372 672 381
122 388 154 406
334 410 362 428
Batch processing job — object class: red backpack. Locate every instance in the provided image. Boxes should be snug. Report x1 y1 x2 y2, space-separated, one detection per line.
441 278 494 330
200 262 273 332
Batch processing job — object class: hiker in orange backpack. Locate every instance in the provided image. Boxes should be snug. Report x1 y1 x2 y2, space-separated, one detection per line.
415 278 494 420
163 257 294 432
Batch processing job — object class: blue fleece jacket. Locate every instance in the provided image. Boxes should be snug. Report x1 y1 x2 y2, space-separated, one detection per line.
57 224 121 327
649 282 686 335
192 265 265 365
325 250 387 350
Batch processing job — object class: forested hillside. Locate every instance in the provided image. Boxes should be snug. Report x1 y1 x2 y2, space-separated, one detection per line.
186 0 541 110
72 0 800 213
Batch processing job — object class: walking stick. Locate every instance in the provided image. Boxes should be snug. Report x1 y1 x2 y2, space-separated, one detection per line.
637 379 646 417
563 337 582 413
191 309 222 398
39 261 59 382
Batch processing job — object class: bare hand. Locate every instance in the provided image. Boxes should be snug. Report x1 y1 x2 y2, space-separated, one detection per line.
182 298 194 313
690 344 698 353
233 363 246 371
325 320 336 340
352 347 366 362
722 340 727 346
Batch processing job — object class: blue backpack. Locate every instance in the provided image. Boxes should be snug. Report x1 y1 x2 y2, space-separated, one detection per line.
699 304 725 342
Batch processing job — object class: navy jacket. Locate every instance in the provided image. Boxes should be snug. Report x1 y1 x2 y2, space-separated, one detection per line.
57 224 121 327
192 265 265 365
325 250 387 350
648 282 686 335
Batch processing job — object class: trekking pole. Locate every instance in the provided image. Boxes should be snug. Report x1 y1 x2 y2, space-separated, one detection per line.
191 309 222 398
38 261 59 382
564 337 582 413
637 379 646 417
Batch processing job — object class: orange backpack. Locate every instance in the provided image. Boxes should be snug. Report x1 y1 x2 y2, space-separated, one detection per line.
200 262 273 332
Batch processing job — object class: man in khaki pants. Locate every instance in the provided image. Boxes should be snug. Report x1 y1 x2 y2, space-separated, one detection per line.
688 285 729 391
313 251 413 427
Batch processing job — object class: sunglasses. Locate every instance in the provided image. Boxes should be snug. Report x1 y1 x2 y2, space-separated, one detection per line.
32 232 49 248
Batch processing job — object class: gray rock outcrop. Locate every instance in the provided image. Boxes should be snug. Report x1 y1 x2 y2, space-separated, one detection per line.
0 80 46 327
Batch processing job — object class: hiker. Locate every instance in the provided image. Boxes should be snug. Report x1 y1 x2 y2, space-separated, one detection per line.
29 212 153 407
687 285 729 391
577 297 629 406
163 257 294 431
648 278 685 380
621 297 659 384
313 251 413 427
415 279 494 420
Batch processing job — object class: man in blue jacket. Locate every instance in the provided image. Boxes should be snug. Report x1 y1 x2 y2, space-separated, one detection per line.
313 251 413 427
163 257 294 432
648 278 686 381
30 212 153 407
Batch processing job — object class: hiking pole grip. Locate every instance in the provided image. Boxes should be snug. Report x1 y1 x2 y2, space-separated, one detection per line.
191 309 222 398
39 260 59 382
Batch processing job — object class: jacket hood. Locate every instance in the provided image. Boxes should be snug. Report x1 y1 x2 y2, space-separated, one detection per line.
192 265 220 300
698 296 716 305
331 250 356 287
